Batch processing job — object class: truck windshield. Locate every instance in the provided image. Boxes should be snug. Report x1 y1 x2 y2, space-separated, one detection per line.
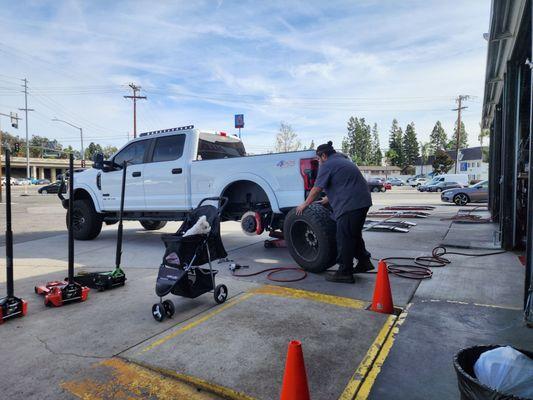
197 137 246 160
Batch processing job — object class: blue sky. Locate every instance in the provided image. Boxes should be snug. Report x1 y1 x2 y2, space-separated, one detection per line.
0 0 490 155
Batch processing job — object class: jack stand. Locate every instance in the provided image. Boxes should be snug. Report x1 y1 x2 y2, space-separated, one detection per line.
264 230 286 248
0 147 27 324
34 154 90 307
69 161 127 291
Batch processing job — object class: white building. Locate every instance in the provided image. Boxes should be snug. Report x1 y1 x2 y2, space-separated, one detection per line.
415 147 489 181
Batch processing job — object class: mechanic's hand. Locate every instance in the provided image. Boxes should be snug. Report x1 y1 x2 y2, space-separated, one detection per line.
319 196 329 205
295 203 307 215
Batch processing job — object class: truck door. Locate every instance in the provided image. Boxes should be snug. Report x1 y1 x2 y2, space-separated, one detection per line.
100 139 149 211
142 134 188 210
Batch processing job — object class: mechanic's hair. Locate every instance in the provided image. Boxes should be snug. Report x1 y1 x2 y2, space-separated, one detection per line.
316 141 336 157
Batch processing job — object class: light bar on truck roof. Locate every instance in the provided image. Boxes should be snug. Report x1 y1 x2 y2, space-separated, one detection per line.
139 125 194 137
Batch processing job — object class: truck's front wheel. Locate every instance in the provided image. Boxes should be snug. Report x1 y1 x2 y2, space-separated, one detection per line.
140 220 167 231
284 204 337 273
66 199 103 240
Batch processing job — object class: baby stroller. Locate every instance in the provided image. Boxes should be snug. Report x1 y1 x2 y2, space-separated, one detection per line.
152 197 229 322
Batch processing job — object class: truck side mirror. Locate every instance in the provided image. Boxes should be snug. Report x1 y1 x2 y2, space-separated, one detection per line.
93 153 104 170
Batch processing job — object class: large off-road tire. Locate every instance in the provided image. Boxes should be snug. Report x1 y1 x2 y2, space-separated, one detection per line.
67 199 103 240
284 203 337 273
140 220 167 231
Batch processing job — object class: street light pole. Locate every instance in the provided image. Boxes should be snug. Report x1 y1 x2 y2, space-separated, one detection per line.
51 118 84 161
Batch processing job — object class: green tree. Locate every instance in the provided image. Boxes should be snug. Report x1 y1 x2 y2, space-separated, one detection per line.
63 145 82 159
429 121 447 152
478 124 489 147
275 122 301 152
102 145 118 158
448 120 468 149
388 119 403 166
432 149 454 174
84 142 104 160
343 116 372 164
0 130 25 157
371 123 382 165
29 135 63 158
402 123 419 167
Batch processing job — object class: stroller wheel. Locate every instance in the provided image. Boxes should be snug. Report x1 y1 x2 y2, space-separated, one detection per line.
163 300 175 318
152 303 166 322
214 284 228 304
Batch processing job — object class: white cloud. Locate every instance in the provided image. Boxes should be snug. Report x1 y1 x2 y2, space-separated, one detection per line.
0 1 490 154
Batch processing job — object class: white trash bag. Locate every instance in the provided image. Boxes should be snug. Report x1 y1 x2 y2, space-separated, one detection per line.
474 346 533 398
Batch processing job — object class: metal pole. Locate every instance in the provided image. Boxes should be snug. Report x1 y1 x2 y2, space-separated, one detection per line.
5 147 13 297
115 161 127 269
133 95 137 138
68 154 74 281
80 127 84 161
23 79 30 179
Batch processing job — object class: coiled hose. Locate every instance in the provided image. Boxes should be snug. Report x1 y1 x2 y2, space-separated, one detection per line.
377 246 507 280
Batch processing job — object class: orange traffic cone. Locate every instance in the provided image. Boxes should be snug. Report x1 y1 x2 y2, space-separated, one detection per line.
370 260 394 314
280 340 311 400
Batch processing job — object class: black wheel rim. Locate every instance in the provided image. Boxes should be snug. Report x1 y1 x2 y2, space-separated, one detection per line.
72 209 85 231
290 220 319 262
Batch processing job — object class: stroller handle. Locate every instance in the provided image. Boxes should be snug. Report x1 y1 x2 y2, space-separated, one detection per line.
197 197 229 214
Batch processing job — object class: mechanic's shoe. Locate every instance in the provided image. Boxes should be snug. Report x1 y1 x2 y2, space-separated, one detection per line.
354 258 375 273
326 270 355 283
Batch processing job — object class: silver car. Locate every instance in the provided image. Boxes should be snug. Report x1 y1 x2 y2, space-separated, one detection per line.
441 180 488 206
428 181 463 192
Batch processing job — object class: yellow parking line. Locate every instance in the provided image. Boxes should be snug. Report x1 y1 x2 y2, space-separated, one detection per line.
133 359 257 400
339 314 396 400
140 293 254 354
252 285 369 310
352 305 411 400
61 358 224 400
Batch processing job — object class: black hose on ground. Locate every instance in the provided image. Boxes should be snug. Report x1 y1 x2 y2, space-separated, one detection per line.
232 267 308 282
373 246 507 280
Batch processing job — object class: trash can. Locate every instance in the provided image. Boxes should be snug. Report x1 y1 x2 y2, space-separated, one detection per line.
453 345 533 400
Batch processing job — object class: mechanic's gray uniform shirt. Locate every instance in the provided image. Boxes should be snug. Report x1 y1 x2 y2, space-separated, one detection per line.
314 153 372 219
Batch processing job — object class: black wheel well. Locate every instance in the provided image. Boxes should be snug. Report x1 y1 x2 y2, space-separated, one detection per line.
73 189 93 203
220 180 271 220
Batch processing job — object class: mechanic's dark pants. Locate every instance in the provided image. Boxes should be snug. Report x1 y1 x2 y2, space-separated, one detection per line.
336 207 370 274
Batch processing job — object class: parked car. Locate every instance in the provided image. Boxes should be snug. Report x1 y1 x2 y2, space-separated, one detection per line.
441 180 489 205
383 182 392 190
1 177 16 186
427 181 463 192
36 179 51 185
410 178 428 187
38 181 66 194
386 177 404 186
14 178 31 186
368 178 386 192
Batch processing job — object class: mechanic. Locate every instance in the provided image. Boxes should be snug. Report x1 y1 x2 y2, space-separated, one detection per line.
296 141 374 283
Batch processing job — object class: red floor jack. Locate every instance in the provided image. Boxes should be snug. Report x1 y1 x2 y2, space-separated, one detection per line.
264 230 286 248
34 154 90 306
0 148 27 324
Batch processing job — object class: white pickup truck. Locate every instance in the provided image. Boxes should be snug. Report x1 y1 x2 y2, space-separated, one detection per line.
63 125 337 272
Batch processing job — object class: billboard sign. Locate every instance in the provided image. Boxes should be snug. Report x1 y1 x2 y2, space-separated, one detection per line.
235 114 244 129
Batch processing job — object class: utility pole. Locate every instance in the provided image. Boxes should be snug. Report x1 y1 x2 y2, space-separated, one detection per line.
452 95 469 173
19 78 34 179
123 83 146 139
0 112 22 203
